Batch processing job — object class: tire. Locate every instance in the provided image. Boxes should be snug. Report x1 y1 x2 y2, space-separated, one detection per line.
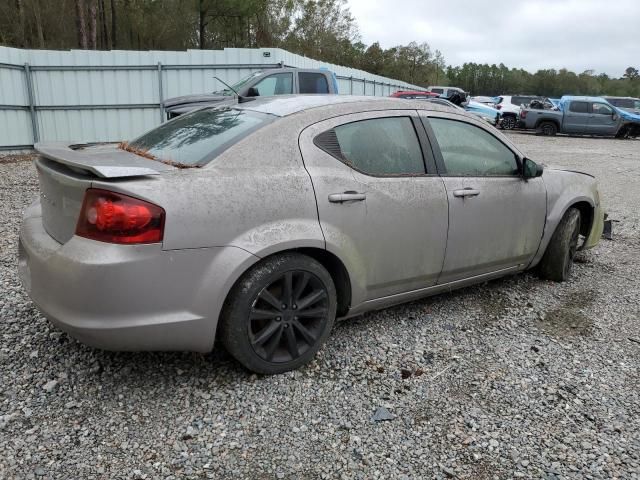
220 253 337 374
501 115 517 130
536 121 558 136
538 208 581 282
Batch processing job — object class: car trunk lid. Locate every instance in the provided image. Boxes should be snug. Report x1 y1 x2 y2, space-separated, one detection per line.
35 142 176 244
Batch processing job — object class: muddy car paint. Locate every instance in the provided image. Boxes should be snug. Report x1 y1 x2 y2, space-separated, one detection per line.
18 95 604 353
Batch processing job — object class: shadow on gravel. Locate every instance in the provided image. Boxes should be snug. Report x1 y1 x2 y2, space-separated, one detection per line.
537 289 596 337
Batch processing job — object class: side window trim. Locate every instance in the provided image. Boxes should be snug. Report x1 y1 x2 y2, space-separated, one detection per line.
420 113 522 177
313 114 431 178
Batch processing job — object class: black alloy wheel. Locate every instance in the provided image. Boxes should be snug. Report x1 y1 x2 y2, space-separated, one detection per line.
220 252 337 374
249 270 329 363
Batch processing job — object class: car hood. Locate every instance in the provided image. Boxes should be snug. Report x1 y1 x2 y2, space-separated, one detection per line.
163 93 233 109
616 107 640 122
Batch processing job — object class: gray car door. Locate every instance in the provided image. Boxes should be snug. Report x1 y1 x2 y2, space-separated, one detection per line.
420 111 547 283
589 102 619 135
564 101 591 133
299 110 449 306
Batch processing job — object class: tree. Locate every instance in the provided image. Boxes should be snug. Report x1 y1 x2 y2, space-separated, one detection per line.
75 0 88 48
623 67 639 80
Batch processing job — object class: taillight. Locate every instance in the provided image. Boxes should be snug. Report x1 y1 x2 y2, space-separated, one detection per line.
76 188 165 244
496 105 502 110
520 110 527 119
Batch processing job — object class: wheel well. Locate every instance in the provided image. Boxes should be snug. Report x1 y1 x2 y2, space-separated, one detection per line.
536 119 559 130
570 201 593 237
295 248 352 317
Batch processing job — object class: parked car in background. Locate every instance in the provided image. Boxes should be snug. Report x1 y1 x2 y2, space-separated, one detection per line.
519 96 640 138
604 96 640 115
471 96 499 108
390 90 440 99
162 67 338 119
465 100 502 126
426 86 468 98
19 95 604 374
423 97 500 127
496 95 543 130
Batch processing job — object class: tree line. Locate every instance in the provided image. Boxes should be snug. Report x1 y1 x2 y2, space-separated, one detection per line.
0 0 638 98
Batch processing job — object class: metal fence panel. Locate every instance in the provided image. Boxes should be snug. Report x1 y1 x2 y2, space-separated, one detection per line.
0 46 424 149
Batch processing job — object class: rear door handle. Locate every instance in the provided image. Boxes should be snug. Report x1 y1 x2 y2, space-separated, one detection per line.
453 188 480 198
328 191 366 203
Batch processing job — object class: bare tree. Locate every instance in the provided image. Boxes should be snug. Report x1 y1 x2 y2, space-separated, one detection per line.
15 0 26 47
75 0 88 48
88 0 97 49
110 0 116 48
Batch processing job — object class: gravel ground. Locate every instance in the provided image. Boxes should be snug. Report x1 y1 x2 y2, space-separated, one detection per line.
1 135 639 479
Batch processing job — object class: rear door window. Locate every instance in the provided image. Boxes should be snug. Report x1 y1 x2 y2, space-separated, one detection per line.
125 107 273 166
431 88 444 94
315 117 426 176
298 72 330 94
569 101 590 113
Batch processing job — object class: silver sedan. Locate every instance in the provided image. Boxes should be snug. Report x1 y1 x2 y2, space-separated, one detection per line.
18 95 604 374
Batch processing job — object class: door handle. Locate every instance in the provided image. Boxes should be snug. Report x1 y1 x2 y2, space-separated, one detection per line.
328 191 366 203
453 188 480 198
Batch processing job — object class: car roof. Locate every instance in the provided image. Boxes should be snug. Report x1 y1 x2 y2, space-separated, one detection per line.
560 95 611 102
233 94 459 117
604 96 639 100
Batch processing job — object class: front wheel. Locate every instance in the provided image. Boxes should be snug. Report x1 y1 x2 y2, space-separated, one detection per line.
538 208 581 282
220 253 337 374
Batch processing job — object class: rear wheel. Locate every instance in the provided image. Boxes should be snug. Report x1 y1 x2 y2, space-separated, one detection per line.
220 253 337 374
501 115 517 130
537 121 558 136
538 208 581 282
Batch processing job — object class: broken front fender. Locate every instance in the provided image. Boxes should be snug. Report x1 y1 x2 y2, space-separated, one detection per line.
582 203 604 250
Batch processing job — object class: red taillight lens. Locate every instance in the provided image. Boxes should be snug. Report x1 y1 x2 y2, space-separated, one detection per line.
76 188 165 244
496 105 502 110
520 110 527 119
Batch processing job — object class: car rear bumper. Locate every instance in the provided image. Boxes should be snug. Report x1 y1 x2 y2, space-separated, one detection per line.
18 201 257 352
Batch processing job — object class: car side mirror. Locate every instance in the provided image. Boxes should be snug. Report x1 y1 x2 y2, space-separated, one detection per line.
522 157 543 179
247 87 259 97
612 112 618 120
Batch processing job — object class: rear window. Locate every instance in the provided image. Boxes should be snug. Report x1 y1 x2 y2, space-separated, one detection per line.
607 98 633 108
569 101 589 113
430 88 444 94
299 72 330 94
511 96 537 106
126 107 272 166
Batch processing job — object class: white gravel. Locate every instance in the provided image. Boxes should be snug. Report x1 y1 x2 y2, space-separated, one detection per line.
1 135 639 479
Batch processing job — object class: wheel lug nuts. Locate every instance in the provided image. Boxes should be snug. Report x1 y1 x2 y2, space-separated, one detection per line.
276 317 281 321
294 316 298 321
292 304 297 310
282 304 287 309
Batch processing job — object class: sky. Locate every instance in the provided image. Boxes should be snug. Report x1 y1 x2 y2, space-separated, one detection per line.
346 0 638 77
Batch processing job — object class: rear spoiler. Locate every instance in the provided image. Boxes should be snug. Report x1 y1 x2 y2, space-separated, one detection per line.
35 142 175 178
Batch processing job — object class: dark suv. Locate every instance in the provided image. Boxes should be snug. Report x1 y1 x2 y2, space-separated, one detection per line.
604 97 640 115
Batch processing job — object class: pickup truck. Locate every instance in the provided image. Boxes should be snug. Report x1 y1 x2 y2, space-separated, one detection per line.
163 67 339 119
520 95 640 138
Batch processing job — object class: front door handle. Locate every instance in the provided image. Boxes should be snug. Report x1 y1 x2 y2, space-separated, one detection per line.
328 191 366 203
453 188 480 198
